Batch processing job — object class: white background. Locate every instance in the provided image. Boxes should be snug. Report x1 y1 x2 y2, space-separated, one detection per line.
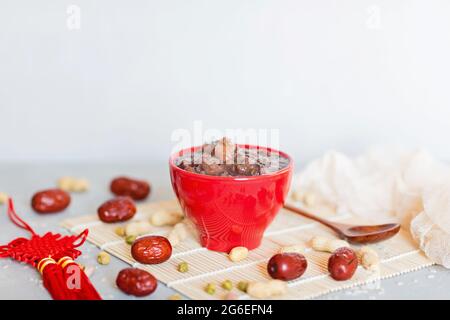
1 0 449 165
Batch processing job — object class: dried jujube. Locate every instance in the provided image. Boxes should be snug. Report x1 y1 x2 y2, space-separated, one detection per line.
116 268 157 297
131 235 172 264
267 253 308 281
97 197 136 223
31 189 71 213
110 177 150 200
328 247 358 281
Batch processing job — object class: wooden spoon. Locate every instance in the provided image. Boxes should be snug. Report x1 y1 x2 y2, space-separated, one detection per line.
283 203 401 244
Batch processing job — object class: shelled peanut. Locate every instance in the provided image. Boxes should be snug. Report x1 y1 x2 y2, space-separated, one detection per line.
279 244 305 254
310 236 349 253
57 176 89 193
228 246 248 262
247 280 287 299
357 246 380 271
0 192 8 205
290 190 316 207
167 222 189 247
150 209 184 227
125 220 152 237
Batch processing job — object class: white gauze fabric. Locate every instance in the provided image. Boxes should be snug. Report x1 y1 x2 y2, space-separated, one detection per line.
291 147 450 267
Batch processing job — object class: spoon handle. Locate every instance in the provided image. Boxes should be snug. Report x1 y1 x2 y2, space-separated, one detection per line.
283 203 345 236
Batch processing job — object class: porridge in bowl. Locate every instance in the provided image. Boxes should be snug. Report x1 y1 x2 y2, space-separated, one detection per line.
175 137 290 176
169 138 293 251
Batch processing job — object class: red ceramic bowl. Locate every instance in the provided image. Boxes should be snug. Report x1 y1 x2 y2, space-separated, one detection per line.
169 145 293 252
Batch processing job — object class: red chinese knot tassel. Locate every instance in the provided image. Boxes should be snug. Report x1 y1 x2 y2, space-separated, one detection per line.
58 256 101 300
0 198 102 300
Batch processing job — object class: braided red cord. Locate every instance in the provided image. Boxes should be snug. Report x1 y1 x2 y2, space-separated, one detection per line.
7 198 36 236
0 199 89 266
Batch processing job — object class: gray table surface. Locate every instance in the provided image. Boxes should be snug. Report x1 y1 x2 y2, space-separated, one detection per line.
0 163 448 300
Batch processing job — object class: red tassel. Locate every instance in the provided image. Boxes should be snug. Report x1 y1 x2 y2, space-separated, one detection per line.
38 258 78 300
58 256 102 300
1 199 102 300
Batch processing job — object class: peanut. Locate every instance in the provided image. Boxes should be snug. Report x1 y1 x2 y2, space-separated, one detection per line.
97 251 110 265
290 190 316 206
310 236 350 253
279 244 306 254
357 246 380 271
247 280 287 299
150 209 183 227
303 192 317 207
290 190 303 202
125 220 152 237
0 192 8 205
167 222 189 247
228 246 248 262
57 177 89 193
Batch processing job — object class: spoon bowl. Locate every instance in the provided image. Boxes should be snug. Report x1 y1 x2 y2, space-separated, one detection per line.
341 223 401 244
283 204 401 244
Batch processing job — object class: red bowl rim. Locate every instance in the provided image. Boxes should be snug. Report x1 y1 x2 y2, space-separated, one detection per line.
169 144 294 181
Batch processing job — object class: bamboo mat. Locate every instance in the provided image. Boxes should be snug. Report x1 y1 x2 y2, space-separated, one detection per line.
61 200 433 300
